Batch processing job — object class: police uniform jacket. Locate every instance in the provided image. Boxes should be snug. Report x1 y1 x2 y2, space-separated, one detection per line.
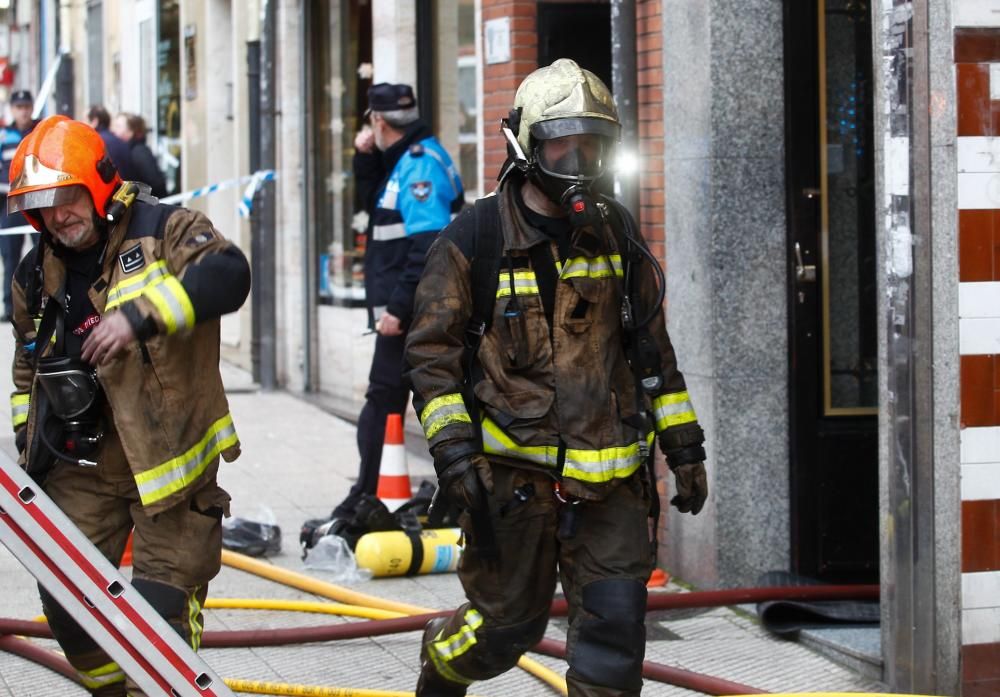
406 178 702 501
1 121 38 227
364 122 464 327
9 199 250 515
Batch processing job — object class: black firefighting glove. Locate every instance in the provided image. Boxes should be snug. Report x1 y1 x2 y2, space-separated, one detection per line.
670 461 708 515
659 423 708 515
432 440 495 511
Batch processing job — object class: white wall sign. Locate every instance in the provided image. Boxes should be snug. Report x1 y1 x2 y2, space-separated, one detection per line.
485 17 511 65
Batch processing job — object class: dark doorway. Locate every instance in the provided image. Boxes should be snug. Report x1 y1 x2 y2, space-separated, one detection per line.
785 0 878 583
537 2 611 87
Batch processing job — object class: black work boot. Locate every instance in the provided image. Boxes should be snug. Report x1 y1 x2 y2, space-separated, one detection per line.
416 617 468 697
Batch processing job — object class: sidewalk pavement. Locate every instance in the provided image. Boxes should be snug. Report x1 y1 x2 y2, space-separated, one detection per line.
0 347 888 696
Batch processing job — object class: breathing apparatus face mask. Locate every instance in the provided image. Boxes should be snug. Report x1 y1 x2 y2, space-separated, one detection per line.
531 132 614 229
35 356 104 464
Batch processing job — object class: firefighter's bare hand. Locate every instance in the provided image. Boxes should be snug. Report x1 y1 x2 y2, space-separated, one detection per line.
377 312 403 337
670 461 708 515
81 312 137 366
441 453 494 511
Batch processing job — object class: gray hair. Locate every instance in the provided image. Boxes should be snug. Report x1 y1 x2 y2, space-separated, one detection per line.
379 106 420 129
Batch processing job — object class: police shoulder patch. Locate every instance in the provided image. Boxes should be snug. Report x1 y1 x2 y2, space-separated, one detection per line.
410 181 433 202
409 143 425 157
118 243 146 274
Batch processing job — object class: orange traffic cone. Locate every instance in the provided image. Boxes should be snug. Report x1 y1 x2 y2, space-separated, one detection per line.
376 414 411 511
647 568 669 588
119 530 134 567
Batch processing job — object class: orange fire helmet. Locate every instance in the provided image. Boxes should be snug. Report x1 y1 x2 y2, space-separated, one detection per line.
6 115 121 231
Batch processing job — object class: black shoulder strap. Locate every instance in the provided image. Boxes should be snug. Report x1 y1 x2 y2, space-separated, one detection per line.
33 297 63 369
464 195 504 352
123 199 176 242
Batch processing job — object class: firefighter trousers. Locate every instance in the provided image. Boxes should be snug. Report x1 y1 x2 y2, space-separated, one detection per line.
39 428 230 696
418 462 655 696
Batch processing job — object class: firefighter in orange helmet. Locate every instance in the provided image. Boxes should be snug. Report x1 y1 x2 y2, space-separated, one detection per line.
7 115 251 696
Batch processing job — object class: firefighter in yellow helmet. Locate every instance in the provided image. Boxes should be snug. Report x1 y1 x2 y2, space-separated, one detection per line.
6 115 250 696
406 59 708 696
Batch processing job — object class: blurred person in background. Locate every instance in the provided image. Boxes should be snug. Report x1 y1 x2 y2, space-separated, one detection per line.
0 89 40 322
87 106 136 182
111 112 168 198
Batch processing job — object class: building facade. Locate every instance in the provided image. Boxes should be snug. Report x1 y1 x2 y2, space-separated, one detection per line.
2 0 998 693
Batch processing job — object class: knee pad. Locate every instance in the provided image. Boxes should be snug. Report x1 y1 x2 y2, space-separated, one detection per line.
131 578 202 647
568 578 647 691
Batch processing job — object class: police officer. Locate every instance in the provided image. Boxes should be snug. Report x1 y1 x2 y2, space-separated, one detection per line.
406 59 709 696
7 115 250 696
330 83 464 520
0 89 39 321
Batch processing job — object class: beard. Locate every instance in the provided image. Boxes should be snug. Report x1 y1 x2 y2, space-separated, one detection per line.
51 213 101 249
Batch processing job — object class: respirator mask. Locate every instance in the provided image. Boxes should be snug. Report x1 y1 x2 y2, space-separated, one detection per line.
532 131 613 229
35 356 105 466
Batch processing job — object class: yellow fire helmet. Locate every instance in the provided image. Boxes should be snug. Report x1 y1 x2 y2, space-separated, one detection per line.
511 58 621 160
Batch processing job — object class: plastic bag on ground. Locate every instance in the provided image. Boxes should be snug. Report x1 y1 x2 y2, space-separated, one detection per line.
302 533 373 582
222 505 282 557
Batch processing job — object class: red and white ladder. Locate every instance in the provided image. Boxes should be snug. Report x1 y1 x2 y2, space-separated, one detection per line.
0 453 235 696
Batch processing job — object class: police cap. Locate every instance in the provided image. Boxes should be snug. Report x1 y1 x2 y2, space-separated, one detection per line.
366 83 416 116
10 90 33 106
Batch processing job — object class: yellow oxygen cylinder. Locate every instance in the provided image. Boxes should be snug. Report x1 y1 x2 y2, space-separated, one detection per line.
354 528 462 577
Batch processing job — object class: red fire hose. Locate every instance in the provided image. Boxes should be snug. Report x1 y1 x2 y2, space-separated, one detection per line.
0 584 877 695
0 634 80 684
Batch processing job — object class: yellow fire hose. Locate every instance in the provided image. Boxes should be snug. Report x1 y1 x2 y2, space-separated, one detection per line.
223 679 419 696
220 550 568 695
221 550 433 615
205 598 404 621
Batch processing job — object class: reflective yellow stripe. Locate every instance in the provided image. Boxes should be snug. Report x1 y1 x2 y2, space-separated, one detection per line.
420 393 472 441
496 270 539 298
188 587 204 650
105 260 170 311
79 661 125 689
145 275 195 333
559 254 623 280
106 260 195 334
134 413 238 506
10 392 29 428
653 391 697 431
481 417 651 483
429 609 483 685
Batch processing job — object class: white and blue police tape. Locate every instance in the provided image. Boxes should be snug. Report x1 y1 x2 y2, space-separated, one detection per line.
238 170 276 219
0 169 276 236
161 169 276 218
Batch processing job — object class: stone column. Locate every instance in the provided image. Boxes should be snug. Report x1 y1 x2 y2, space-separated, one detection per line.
661 0 790 587
371 0 417 86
